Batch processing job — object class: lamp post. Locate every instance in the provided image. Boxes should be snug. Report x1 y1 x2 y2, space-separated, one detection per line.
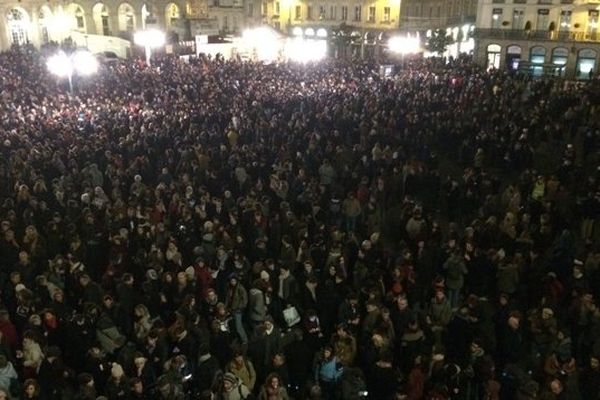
283 0 292 33
134 29 166 66
47 50 98 92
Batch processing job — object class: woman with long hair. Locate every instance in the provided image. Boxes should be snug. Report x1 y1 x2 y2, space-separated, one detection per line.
258 373 289 400
22 379 44 400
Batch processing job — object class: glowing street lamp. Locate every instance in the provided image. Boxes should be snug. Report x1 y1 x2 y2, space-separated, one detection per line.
47 50 98 92
134 29 166 66
283 0 293 33
388 36 421 55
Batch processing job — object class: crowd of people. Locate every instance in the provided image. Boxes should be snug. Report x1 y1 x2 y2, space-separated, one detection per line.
0 44 598 400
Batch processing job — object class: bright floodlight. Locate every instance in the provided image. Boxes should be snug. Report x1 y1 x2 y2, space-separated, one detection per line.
304 28 315 37
285 37 326 63
316 28 327 38
47 52 73 78
388 36 421 55
72 51 98 75
292 27 303 36
134 29 166 48
134 29 166 66
243 27 280 62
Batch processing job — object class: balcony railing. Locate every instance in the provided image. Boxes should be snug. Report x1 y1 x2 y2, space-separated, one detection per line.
475 28 600 42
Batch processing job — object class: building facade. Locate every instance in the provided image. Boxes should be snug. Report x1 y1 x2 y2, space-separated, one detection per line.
257 0 402 33
255 0 402 57
400 0 477 31
400 0 478 57
0 0 249 51
474 0 600 78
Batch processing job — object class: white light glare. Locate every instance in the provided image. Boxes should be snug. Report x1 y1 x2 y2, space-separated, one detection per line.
292 27 303 36
285 37 326 63
134 29 166 48
316 28 327 38
388 36 421 55
73 51 99 75
243 27 280 62
47 52 73 78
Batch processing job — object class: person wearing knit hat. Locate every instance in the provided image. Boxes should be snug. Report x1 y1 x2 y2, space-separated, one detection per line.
223 372 238 387
221 371 251 400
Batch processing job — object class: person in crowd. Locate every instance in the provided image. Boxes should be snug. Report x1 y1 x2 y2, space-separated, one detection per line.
258 373 289 400
0 46 595 400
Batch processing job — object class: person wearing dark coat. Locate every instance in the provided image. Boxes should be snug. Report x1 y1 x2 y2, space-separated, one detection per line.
443 308 474 366
249 317 282 383
37 346 72 400
195 344 221 393
580 355 600 399
140 330 169 375
79 275 104 307
498 314 524 369
285 331 314 394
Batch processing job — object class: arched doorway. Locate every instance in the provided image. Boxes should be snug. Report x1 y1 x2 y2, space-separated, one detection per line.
577 48 597 80
118 3 135 32
141 4 156 29
506 44 522 70
529 45 546 77
486 43 501 70
67 3 87 32
551 47 568 76
38 6 52 44
6 8 30 46
92 3 111 36
165 3 180 29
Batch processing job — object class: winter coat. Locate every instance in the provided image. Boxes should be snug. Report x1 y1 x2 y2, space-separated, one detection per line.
22 340 43 370
226 284 248 312
496 262 519 295
258 385 289 400
0 361 17 393
223 380 252 400
429 298 452 327
332 335 357 367
444 256 467 290
315 356 343 383
248 287 267 323
228 358 257 391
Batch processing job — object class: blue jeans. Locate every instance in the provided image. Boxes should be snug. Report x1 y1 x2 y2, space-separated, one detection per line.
448 288 461 309
233 310 248 344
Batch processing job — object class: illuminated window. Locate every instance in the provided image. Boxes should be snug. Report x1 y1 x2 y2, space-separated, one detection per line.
491 8 502 28
354 5 361 21
368 6 375 22
383 6 390 22
295 5 301 19
512 9 524 29
559 10 571 31
7 9 29 45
